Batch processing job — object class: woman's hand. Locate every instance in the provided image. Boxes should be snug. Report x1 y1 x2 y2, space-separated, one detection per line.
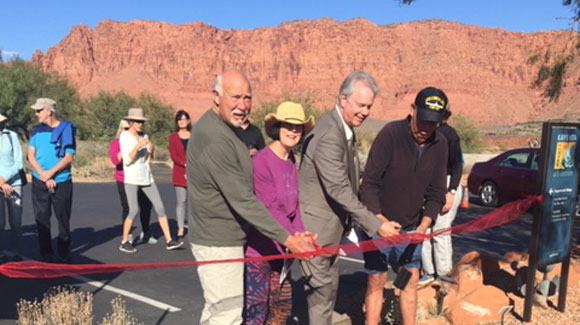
137 137 149 149
1 183 14 196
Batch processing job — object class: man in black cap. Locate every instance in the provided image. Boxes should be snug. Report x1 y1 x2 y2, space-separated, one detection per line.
358 87 449 325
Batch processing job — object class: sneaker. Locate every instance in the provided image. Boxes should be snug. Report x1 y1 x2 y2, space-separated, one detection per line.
128 234 134 245
119 241 137 253
147 236 158 244
418 275 435 286
438 274 456 284
139 232 158 245
166 240 184 251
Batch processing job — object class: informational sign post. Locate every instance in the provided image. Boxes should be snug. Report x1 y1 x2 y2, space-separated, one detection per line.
524 122 580 322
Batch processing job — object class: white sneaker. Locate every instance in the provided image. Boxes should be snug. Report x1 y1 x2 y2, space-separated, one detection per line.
138 232 158 245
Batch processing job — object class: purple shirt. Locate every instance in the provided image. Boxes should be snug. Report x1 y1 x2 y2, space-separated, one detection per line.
245 147 305 257
109 139 124 183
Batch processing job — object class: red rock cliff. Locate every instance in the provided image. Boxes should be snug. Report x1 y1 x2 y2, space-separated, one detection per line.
32 18 580 126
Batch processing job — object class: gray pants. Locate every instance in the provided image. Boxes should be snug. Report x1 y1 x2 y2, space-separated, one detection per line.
175 186 187 229
300 255 340 325
124 183 166 221
0 186 23 256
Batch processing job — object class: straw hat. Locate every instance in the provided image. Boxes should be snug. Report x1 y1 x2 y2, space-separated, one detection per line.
0 113 7 123
124 108 148 121
264 101 315 139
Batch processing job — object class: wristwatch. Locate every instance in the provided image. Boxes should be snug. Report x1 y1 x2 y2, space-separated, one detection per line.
449 189 457 195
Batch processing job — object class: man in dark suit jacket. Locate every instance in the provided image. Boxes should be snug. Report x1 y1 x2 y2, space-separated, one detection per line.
298 71 401 324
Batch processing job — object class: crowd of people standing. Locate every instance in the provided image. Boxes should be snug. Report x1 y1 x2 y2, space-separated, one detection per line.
0 69 466 325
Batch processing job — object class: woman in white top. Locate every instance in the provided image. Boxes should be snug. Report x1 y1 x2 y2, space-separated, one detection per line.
119 108 183 253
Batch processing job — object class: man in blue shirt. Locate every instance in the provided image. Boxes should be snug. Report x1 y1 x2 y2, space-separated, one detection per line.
28 98 76 263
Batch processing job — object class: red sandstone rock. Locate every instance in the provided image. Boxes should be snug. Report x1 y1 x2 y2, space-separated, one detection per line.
444 285 511 324
455 265 484 298
30 19 580 126
417 285 438 310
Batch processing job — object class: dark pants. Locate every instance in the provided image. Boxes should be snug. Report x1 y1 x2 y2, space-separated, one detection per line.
31 178 73 259
116 181 152 233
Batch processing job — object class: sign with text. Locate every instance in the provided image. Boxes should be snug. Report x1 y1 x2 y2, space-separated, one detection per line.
537 124 580 265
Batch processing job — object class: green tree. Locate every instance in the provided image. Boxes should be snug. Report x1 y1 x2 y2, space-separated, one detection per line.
82 91 138 140
138 93 174 148
0 60 82 140
83 91 174 147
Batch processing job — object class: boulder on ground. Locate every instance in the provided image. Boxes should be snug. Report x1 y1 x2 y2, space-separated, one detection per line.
444 285 511 324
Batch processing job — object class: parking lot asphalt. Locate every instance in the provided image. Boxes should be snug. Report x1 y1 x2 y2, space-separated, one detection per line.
1 163 577 324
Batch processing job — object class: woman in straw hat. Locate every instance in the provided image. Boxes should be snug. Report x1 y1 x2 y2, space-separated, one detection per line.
0 113 24 263
109 119 156 246
118 108 183 253
244 101 315 324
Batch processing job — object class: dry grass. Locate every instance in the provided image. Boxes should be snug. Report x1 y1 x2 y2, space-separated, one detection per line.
17 287 142 325
17 286 93 325
100 296 143 325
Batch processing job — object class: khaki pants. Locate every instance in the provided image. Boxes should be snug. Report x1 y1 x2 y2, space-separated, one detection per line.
191 243 244 325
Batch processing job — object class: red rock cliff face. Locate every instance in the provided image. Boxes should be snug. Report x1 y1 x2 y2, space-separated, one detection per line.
32 18 580 126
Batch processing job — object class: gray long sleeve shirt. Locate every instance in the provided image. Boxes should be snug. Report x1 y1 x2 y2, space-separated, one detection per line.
186 109 290 247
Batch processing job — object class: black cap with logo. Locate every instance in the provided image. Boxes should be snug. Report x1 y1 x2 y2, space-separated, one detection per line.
414 87 448 123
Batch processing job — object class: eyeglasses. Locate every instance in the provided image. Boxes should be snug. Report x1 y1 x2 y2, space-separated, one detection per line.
123 127 130 130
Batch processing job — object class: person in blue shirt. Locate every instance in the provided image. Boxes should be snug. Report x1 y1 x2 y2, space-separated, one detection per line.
0 113 24 263
27 98 76 263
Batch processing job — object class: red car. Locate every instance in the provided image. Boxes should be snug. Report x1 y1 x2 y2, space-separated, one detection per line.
467 148 540 207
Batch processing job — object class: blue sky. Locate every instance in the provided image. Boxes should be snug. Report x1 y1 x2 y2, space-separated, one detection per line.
0 0 577 61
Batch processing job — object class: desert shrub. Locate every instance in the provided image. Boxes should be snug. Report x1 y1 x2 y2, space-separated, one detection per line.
17 287 142 325
100 296 143 325
451 113 483 153
71 140 113 179
17 286 93 325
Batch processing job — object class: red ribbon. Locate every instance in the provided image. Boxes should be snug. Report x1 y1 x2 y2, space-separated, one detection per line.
0 195 541 279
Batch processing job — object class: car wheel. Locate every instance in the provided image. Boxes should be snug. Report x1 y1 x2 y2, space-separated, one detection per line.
480 181 499 207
